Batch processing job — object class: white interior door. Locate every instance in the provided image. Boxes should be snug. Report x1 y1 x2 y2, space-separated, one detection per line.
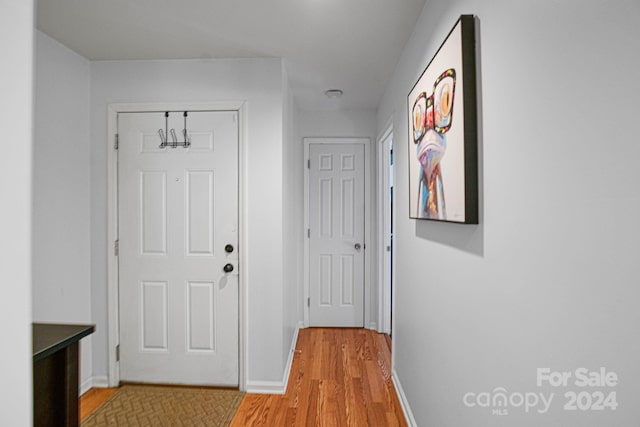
117 111 238 386
309 143 365 327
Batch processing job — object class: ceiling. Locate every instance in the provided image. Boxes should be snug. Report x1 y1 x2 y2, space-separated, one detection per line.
36 0 427 111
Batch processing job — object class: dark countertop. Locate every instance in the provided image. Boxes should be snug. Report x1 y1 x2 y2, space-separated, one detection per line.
33 323 95 361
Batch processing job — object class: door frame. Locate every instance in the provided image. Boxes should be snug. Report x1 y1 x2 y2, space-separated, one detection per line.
303 137 373 328
376 122 393 334
106 101 248 390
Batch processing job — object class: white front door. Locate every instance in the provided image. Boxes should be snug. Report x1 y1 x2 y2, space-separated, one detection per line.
309 143 365 327
117 111 238 386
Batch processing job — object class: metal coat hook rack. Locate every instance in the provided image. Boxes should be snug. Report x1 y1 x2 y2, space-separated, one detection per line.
158 111 191 149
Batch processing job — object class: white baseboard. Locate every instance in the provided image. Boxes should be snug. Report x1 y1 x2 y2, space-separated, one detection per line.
392 370 418 427
80 375 110 396
280 321 303 392
245 321 303 394
80 378 92 396
244 380 287 394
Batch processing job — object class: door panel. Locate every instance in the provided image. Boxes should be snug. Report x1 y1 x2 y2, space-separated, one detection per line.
309 143 365 327
118 111 238 385
186 281 215 352
140 171 167 255
141 280 168 350
185 170 214 256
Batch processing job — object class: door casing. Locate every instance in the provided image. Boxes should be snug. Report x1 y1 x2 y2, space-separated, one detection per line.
377 123 394 335
106 102 248 390
303 137 373 329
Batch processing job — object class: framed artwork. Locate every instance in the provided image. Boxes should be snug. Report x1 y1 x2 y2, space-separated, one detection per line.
407 15 478 223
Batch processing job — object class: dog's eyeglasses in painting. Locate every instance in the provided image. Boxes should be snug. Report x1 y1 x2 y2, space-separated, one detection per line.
412 68 456 143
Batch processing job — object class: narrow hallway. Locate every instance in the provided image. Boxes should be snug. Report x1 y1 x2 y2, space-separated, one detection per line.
232 328 407 426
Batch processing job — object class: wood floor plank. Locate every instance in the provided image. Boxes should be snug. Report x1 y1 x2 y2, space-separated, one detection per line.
305 379 321 427
310 332 323 380
348 377 370 426
367 401 389 426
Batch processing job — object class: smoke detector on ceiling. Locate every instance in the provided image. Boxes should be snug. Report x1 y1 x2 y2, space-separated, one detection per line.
324 89 344 99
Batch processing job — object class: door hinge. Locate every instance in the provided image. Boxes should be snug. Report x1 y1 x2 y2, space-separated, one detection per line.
114 239 119 256
307 159 310 169
114 134 119 150
307 297 310 307
307 228 310 238
116 344 120 362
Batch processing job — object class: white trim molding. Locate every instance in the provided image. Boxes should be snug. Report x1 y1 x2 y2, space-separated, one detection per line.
106 101 249 390
303 137 373 328
245 380 288 394
80 378 93 396
392 370 418 427
246 322 303 394
80 375 109 396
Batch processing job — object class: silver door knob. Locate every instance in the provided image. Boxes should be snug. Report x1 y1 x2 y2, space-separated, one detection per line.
354 243 361 250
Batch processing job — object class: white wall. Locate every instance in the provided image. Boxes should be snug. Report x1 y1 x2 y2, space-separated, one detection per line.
33 31 93 389
0 1 34 424
89 58 288 384
297 110 377 142
378 0 640 425
282 67 303 367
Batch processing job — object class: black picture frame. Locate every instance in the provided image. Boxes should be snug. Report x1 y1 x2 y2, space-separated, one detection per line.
407 15 478 224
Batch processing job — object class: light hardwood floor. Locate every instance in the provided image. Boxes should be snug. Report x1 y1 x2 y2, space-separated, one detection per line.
81 328 407 426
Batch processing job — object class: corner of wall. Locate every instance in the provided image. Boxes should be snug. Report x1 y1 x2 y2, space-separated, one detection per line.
246 321 303 394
